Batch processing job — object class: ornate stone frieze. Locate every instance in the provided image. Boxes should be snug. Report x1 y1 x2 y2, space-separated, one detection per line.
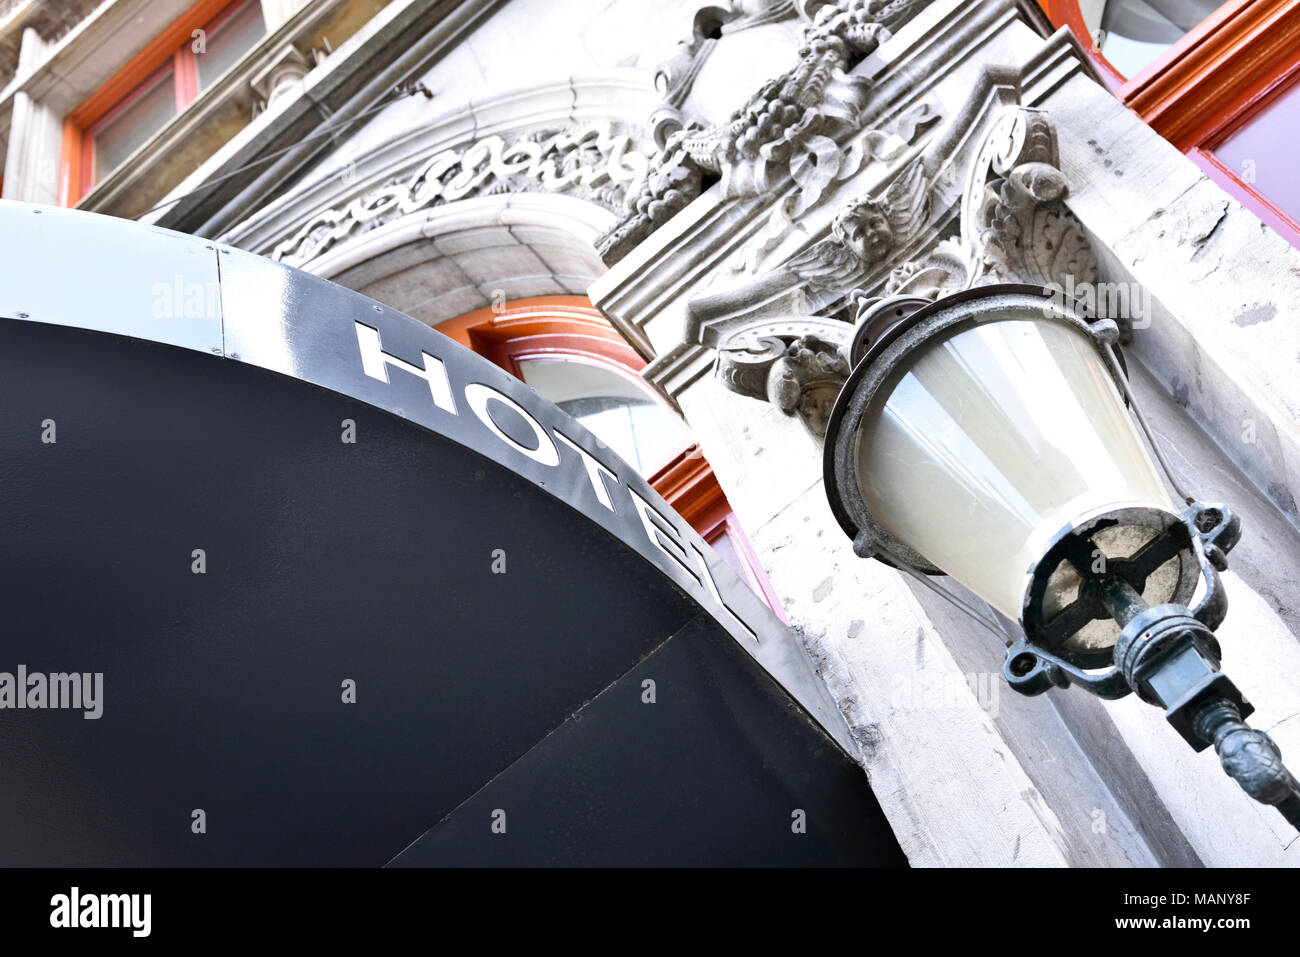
596 0 935 265
273 122 652 268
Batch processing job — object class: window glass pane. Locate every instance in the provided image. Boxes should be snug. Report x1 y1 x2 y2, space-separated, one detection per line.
1097 0 1220 77
1214 77 1300 224
196 1 266 91
93 69 177 181
518 358 691 477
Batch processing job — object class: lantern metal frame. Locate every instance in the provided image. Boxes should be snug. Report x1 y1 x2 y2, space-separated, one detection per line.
823 283 1300 831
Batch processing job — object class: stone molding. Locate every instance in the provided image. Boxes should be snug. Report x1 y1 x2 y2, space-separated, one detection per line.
273 120 652 268
222 68 659 257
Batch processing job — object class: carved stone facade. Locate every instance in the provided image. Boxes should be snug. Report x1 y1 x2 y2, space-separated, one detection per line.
692 87 1101 431
586 0 1300 867
142 0 1300 867
596 0 932 264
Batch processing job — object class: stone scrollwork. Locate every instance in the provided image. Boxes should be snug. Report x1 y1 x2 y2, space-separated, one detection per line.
703 101 1103 425
714 316 852 438
886 107 1101 305
965 107 1100 291
274 121 652 268
597 0 934 265
651 1 800 149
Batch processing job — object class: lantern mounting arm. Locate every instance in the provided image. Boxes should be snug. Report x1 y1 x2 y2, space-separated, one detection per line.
1097 575 1300 833
1196 702 1300 832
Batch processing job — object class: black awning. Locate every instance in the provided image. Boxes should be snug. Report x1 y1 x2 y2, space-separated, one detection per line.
0 201 904 866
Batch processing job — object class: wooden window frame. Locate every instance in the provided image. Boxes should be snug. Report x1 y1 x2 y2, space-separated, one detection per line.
440 295 787 618
60 0 261 206
1039 0 1300 247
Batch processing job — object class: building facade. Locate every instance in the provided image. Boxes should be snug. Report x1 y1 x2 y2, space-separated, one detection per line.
4 0 1300 865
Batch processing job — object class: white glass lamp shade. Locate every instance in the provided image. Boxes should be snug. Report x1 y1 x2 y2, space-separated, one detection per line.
853 314 1177 628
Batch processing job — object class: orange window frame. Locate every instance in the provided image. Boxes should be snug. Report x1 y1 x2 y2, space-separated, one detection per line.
440 295 788 618
1040 0 1300 247
59 0 257 206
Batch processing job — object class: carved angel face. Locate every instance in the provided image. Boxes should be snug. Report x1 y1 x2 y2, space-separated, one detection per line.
835 198 893 263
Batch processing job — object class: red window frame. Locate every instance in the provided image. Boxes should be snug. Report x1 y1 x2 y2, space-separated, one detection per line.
60 0 262 205
1039 0 1300 249
439 295 788 618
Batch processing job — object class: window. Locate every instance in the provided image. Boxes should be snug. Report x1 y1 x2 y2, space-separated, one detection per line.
517 358 693 477
1094 0 1223 78
90 67 179 182
66 0 266 198
1040 0 1300 249
1208 74 1300 226
196 0 267 92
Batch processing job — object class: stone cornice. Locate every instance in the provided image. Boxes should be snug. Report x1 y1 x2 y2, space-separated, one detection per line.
148 0 505 237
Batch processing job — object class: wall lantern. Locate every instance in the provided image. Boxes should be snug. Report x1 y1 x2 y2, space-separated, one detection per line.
823 283 1300 831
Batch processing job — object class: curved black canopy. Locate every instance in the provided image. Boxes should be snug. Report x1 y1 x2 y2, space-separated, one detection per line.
0 201 904 866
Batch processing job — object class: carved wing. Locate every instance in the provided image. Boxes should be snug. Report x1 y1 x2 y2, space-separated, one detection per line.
785 236 869 291
881 156 930 249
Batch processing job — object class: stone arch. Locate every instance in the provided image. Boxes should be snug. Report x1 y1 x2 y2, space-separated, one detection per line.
307 191 614 328
227 69 661 329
